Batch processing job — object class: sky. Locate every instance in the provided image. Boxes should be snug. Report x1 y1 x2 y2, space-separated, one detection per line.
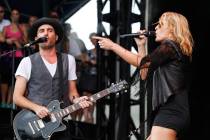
65 0 97 50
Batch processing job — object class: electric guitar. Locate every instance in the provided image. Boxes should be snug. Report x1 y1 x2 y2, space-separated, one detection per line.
13 80 128 140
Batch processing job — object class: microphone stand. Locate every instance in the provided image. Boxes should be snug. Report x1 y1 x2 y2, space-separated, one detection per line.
11 45 16 140
0 44 33 58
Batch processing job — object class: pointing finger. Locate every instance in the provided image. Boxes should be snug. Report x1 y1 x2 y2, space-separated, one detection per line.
92 36 103 40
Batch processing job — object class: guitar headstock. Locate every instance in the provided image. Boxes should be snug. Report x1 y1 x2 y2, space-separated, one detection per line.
108 80 129 93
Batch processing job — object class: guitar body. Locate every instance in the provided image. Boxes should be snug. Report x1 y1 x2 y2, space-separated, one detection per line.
13 100 66 140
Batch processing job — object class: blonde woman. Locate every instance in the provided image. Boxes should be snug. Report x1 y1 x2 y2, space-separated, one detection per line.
93 11 194 140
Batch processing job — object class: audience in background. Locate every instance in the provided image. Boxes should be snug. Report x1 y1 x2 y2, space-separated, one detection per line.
78 32 98 123
1 9 27 108
0 5 10 32
49 10 60 21
26 15 38 54
0 4 11 108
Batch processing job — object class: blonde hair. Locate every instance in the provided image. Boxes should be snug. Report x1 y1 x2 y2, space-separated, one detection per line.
159 12 194 57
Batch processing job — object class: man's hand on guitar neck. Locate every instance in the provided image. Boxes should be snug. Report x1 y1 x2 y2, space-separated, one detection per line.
72 96 93 109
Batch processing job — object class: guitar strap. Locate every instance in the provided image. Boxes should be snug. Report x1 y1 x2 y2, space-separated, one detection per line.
57 52 64 99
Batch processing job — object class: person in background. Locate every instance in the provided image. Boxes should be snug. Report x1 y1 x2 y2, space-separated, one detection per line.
49 10 60 21
64 23 82 59
28 15 38 27
1 9 27 108
13 17 92 139
63 23 88 121
0 5 10 32
0 4 11 108
25 15 39 54
93 11 193 140
78 32 98 123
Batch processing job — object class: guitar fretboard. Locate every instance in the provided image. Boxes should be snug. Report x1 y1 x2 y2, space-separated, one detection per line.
50 80 128 119
52 89 110 118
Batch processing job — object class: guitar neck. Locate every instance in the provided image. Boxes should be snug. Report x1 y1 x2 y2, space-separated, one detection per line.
56 88 110 118
51 80 128 119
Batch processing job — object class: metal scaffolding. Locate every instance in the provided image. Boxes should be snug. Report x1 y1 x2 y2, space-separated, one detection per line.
96 0 149 140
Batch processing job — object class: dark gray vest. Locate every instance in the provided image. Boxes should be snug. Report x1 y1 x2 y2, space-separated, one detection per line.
27 52 69 106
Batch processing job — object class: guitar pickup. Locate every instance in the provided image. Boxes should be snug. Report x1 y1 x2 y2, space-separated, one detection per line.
28 122 35 134
37 119 45 128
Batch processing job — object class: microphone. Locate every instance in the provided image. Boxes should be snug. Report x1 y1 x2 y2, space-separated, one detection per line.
24 36 48 47
120 31 156 38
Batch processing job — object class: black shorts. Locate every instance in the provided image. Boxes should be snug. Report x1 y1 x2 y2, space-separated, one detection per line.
152 93 190 137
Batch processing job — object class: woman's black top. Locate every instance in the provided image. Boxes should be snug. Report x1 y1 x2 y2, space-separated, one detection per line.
140 39 191 134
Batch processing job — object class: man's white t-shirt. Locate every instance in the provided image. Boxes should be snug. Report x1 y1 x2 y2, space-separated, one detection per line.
15 54 77 81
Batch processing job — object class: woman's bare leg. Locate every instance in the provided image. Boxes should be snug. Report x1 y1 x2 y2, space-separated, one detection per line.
150 126 177 140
